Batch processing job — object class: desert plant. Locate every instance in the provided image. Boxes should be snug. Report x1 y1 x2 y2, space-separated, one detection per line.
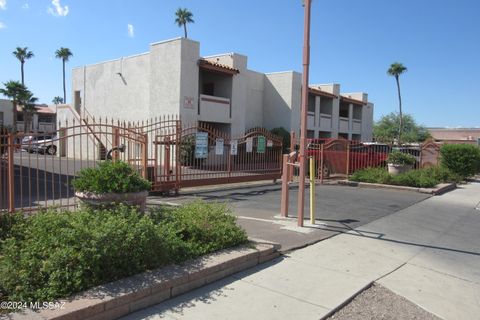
72 160 151 193
440 144 480 179
270 127 290 153
387 151 416 166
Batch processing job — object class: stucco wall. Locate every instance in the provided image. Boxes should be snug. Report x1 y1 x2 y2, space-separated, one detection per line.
245 70 264 130
0 99 13 127
72 53 150 121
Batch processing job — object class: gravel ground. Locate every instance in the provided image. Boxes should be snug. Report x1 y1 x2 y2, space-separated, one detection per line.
325 283 441 320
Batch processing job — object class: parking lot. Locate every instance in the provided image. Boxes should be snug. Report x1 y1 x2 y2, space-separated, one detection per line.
150 182 430 251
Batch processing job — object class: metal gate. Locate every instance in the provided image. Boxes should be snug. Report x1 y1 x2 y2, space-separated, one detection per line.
152 122 283 192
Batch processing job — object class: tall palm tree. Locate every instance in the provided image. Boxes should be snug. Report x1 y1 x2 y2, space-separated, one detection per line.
387 62 407 145
55 47 73 104
13 47 34 85
18 90 38 133
174 8 194 38
0 81 29 132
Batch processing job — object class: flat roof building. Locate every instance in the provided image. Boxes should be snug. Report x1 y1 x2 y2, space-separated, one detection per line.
67 37 374 141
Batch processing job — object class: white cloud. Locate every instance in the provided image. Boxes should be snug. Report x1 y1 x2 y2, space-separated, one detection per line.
48 0 69 17
0 0 6 10
22 3 29 9
0 22 5 29
127 24 134 38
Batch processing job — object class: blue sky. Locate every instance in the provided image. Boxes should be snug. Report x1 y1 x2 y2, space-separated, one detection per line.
0 0 479 127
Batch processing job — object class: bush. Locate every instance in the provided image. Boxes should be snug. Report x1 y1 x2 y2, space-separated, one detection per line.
72 160 151 193
350 166 460 188
0 201 248 303
151 201 249 258
387 151 416 166
270 127 290 153
350 167 391 184
440 144 480 178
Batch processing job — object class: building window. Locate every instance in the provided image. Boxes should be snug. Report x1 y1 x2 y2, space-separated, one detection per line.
0 111 3 125
307 130 315 138
339 102 349 118
74 91 82 114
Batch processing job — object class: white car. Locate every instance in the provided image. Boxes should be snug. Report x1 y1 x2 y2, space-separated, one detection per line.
24 135 58 155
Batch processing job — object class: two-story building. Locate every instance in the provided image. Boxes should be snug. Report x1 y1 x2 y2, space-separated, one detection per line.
67 37 373 141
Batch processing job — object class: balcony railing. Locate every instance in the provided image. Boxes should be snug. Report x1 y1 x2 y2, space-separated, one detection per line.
352 119 362 133
307 111 315 128
339 117 349 133
198 94 231 123
319 113 332 130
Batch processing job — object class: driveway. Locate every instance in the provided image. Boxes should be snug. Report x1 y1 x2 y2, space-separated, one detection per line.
148 182 430 251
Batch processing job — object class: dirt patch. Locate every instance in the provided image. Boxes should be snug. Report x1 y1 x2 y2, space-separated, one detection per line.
326 283 441 320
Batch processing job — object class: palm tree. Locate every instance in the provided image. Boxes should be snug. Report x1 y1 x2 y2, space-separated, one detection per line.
387 62 407 145
52 96 64 105
13 47 34 85
55 47 73 104
174 8 194 38
0 81 29 132
18 91 38 133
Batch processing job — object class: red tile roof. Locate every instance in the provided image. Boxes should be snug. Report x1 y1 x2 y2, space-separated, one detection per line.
198 59 240 75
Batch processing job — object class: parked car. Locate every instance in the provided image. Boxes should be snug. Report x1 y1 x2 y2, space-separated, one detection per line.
21 135 58 155
306 139 390 176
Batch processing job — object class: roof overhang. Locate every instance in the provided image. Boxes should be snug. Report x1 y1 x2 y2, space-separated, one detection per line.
340 96 367 106
308 87 338 99
198 59 240 76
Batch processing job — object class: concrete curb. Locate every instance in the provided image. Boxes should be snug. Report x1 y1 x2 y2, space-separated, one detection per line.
14 243 279 320
337 180 457 195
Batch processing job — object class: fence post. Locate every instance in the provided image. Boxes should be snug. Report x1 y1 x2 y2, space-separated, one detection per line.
7 134 15 213
289 131 296 182
281 154 290 217
142 134 148 180
320 144 324 184
346 142 350 177
112 128 120 161
309 156 315 225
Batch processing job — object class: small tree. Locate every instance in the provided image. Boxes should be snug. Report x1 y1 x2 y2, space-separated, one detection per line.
174 8 194 38
52 96 64 105
18 91 38 133
0 81 29 132
373 113 430 144
270 127 291 153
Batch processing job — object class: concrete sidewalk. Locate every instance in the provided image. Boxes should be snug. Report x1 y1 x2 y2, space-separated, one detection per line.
126 183 480 320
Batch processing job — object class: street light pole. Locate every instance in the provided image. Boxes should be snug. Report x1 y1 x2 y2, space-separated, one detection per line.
297 0 312 227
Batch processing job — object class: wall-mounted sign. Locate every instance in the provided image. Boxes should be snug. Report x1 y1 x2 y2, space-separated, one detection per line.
246 137 253 153
267 140 273 147
230 140 238 156
195 132 208 159
184 96 195 109
215 138 224 155
257 136 266 154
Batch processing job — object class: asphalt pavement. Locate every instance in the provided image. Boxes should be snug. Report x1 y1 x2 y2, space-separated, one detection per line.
148 182 430 251
127 182 480 320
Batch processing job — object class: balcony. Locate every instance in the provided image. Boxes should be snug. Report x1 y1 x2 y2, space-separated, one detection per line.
319 113 332 130
307 112 315 128
339 117 349 133
352 119 362 133
198 94 231 123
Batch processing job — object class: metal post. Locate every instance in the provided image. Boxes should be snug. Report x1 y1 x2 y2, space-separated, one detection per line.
296 0 312 227
112 128 120 161
281 154 290 217
309 156 315 225
320 144 324 184
7 134 15 213
142 134 148 180
346 142 350 177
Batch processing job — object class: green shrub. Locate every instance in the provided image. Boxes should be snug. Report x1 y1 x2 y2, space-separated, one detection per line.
0 201 248 303
72 160 151 193
440 144 480 178
387 151 416 165
350 166 459 188
0 206 173 302
270 127 290 153
350 167 391 184
151 201 249 258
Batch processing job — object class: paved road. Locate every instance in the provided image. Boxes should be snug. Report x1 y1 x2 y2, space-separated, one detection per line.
125 182 480 320
149 183 430 251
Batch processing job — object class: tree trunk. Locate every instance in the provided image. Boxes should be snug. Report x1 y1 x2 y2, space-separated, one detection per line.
21 62 25 85
183 23 187 38
62 60 66 103
396 75 403 146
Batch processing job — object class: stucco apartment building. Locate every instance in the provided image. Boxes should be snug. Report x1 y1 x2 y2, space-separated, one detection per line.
428 128 480 145
0 99 56 132
69 37 373 141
